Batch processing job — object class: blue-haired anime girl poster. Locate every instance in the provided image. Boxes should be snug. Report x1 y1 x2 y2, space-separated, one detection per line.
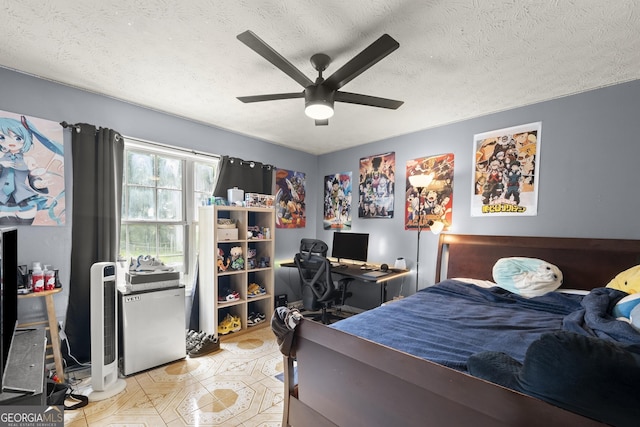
0 109 65 226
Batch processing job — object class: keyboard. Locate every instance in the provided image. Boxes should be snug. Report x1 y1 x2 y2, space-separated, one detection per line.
361 270 389 278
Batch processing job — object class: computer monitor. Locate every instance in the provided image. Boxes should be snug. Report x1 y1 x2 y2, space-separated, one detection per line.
331 232 369 264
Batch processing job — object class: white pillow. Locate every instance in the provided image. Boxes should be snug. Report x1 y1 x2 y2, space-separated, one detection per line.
492 257 563 298
451 278 497 288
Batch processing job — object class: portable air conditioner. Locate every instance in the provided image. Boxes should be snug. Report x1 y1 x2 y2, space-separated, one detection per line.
89 262 126 401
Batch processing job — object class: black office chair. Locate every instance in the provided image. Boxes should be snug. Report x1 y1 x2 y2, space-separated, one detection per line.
294 239 353 324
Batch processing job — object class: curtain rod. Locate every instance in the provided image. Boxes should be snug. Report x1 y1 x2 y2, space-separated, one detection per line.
226 156 274 170
60 121 123 141
123 135 221 161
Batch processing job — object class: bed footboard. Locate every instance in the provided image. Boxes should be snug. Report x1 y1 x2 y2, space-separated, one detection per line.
283 319 606 427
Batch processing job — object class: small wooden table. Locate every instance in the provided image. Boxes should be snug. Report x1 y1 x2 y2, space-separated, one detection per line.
18 288 64 381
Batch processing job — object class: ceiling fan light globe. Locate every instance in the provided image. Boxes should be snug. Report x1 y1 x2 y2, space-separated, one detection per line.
305 103 334 120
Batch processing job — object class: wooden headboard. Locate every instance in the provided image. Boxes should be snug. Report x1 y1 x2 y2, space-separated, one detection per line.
435 234 640 291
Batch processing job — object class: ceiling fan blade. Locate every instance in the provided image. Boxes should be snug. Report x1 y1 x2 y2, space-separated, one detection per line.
323 34 399 91
237 31 314 88
237 92 305 103
315 119 329 126
335 91 404 109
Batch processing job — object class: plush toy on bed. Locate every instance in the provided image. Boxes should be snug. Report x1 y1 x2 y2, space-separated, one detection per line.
492 257 563 298
606 265 640 329
606 264 640 294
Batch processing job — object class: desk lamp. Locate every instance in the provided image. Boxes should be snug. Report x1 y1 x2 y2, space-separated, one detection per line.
408 173 443 293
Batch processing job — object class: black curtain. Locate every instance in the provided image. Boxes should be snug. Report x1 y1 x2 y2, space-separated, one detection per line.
64 124 123 364
213 156 275 197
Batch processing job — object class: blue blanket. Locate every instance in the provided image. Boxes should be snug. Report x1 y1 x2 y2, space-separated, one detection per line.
332 280 585 372
563 287 640 353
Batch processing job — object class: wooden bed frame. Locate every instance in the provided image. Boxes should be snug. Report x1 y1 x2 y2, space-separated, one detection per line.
281 234 640 427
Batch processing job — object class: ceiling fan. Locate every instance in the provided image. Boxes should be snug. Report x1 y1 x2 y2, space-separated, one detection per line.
236 30 404 126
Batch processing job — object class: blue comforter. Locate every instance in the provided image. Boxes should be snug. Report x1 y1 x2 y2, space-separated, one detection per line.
331 280 640 372
563 287 640 353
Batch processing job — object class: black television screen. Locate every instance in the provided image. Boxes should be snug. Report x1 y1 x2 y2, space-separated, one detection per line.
331 232 369 263
0 227 18 390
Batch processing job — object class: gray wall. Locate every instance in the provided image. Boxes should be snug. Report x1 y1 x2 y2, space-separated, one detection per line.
317 80 640 308
3 66 640 315
0 67 315 323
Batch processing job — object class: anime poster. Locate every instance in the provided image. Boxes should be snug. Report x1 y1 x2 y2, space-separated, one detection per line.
0 109 65 226
274 168 306 228
471 122 541 216
358 152 395 218
405 153 454 231
323 171 352 230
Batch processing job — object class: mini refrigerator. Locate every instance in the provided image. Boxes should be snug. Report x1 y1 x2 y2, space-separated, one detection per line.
118 286 186 376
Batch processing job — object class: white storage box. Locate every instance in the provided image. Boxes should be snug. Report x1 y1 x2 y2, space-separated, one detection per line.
227 187 244 204
218 228 239 241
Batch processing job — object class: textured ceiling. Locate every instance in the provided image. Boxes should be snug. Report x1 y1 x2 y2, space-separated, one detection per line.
2 1 640 155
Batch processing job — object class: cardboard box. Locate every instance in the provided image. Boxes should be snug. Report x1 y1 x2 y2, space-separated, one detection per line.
217 228 239 241
245 193 275 208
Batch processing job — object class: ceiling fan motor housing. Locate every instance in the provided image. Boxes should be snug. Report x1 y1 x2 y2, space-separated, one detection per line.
236 30 402 123
305 85 335 119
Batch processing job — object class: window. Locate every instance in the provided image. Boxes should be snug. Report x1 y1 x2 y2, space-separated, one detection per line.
120 138 219 291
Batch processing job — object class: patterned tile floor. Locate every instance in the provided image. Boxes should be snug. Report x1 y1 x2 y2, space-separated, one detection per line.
63 327 284 426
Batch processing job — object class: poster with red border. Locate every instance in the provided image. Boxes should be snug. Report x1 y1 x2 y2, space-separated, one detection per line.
405 153 454 231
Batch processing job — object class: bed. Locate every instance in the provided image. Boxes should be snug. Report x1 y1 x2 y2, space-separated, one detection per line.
279 234 640 427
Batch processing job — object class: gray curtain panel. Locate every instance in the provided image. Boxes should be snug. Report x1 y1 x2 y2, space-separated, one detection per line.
213 156 275 198
64 124 123 365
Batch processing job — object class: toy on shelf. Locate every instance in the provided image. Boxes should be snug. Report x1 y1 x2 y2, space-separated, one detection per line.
259 257 270 268
247 248 257 269
217 248 230 272
229 246 244 270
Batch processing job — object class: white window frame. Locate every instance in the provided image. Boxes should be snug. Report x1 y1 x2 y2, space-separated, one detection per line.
120 137 219 293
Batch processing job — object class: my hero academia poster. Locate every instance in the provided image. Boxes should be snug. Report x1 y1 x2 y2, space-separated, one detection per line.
323 171 352 230
0 109 65 226
275 168 306 229
471 122 541 217
359 152 395 218
405 153 454 231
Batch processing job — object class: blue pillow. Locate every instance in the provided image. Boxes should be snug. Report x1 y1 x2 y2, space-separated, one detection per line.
613 293 640 319
492 257 563 297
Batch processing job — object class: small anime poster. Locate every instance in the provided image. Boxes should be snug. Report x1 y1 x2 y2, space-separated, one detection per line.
274 168 306 229
405 153 454 231
471 122 541 217
323 171 352 230
0 109 65 226
358 152 395 218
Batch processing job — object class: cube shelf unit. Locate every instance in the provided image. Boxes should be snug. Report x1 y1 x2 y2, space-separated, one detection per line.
198 205 274 339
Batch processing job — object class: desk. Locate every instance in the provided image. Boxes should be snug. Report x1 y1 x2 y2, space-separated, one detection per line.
281 261 410 306
18 288 65 382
